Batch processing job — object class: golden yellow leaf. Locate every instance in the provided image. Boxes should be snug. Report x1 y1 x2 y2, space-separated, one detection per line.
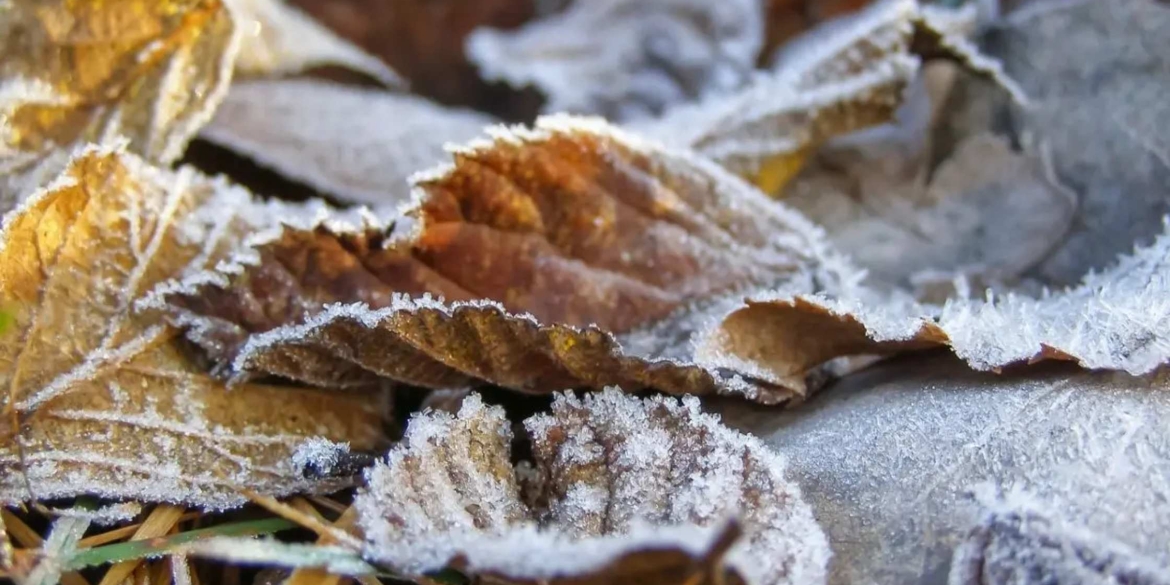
0 145 387 508
0 0 238 207
356 390 827 585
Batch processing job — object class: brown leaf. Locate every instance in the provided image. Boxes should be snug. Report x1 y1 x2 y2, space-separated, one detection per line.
198 79 495 206
0 146 387 508
229 0 402 86
287 0 538 116
0 0 239 207
465 0 765 121
163 116 859 403
355 390 828 585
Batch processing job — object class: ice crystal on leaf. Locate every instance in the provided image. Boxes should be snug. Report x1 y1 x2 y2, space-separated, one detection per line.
0 145 386 509
162 115 861 404
356 390 828 585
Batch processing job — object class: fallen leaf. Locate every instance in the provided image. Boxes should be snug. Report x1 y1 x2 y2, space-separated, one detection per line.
635 0 1023 194
287 0 538 116
716 355 1170 584
950 495 1170 585
229 0 402 86
989 0 1170 287
466 0 766 121
0 0 240 208
784 131 1075 297
355 390 828 585
198 79 495 206
162 115 860 403
0 145 387 509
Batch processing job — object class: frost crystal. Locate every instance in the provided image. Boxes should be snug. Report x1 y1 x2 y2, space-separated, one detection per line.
356 390 829 585
291 438 351 479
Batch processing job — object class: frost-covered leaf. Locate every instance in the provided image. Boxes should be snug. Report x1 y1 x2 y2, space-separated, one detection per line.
288 0 537 114
198 79 495 206
702 218 1170 384
987 0 1170 287
950 495 1170 585
356 390 828 585
185 538 375 575
0 145 386 509
0 0 240 208
228 0 401 86
467 0 765 121
760 0 871 60
637 0 1024 193
163 115 860 403
717 356 1170 584
785 131 1075 296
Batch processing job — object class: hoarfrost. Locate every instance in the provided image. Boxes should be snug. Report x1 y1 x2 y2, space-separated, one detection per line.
290 437 351 478
357 390 828 585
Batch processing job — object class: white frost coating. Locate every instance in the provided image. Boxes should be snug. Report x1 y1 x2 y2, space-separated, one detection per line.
185 538 375 575
467 0 764 121
755 217 1170 375
290 437 350 477
200 79 494 206
227 0 401 86
357 390 829 585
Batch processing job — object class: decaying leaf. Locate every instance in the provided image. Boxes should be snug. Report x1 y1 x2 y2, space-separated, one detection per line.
466 0 765 121
356 390 828 585
636 0 1023 193
950 495 1170 585
162 115 861 403
229 0 402 86
0 0 240 207
760 0 872 61
288 0 538 116
0 145 387 508
198 79 495 206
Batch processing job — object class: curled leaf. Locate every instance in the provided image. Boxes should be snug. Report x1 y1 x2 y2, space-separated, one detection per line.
637 0 1024 193
163 116 859 403
198 79 494 206
356 390 828 585
229 0 402 85
466 0 765 121
0 146 387 508
0 0 240 206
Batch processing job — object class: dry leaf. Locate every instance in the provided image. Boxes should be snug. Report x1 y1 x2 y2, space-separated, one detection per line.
287 0 538 116
950 495 1170 585
466 0 765 121
0 0 240 207
198 79 495 206
162 115 860 403
229 0 402 86
635 0 1023 193
0 145 386 509
356 390 828 585
760 0 872 61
